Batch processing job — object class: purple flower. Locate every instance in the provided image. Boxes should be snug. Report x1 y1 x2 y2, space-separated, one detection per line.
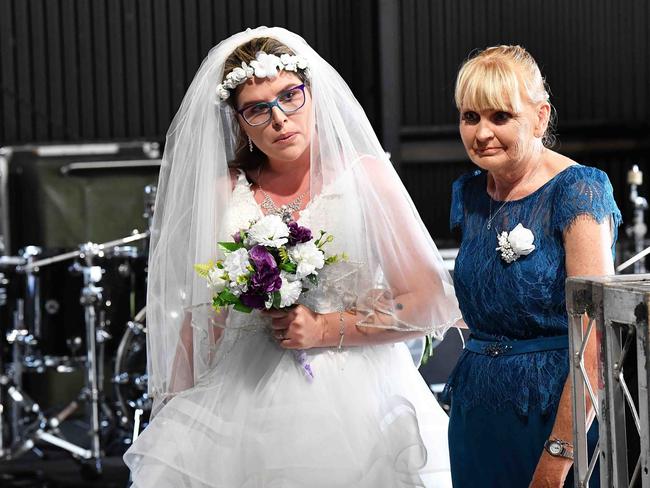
232 231 242 244
287 221 312 246
239 292 266 310
249 245 276 269
249 245 282 293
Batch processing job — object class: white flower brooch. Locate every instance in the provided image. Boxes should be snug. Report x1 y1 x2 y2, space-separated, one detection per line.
496 223 536 263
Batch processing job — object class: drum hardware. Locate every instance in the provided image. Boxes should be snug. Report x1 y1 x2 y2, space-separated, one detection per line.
142 142 161 159
16 231 150 274
21 246 42 343
143 184 157 232
132 408 145 442
1 181 155 466
0 272 8 307
1 299 43 457
113 307 150 433
0 256 27 268
0 232 149 473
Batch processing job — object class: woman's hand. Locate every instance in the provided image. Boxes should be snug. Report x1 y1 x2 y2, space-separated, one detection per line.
529 452 572 488
262 305 327 349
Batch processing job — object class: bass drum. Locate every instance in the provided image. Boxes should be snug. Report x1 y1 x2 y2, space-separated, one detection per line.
113 307 151 427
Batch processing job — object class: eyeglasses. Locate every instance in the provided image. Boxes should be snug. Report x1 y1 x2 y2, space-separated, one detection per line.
237 84 306 127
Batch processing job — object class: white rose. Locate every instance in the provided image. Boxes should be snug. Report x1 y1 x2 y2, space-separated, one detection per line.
250 51 281 78
241 62 254 77
507 223 536 256
295 56 308 69
280 54 297 71
288 240 325 279
231 67 247 82
248 215 289 248
216 85 230 100
279 273 302 307
207 268 227 293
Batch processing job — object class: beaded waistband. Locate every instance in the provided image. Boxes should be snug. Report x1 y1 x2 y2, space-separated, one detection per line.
464 335 568 357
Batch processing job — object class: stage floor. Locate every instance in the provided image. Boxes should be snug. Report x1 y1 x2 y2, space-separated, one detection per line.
0 451 129 488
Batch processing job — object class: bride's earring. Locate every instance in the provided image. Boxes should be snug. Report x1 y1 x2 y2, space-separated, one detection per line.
248 136 253 152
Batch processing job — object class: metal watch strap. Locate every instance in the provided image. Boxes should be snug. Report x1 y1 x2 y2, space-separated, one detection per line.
544 438 574 460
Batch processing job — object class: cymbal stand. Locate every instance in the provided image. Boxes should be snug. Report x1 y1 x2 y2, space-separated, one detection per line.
77 242 105 475
0 299 46 460
0 233 151 473
0 244 107 474
20 246 44 371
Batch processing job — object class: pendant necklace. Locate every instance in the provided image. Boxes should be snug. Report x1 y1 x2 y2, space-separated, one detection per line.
486 163 541 230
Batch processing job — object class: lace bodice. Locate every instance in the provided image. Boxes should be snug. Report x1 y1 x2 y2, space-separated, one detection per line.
442 165 622 414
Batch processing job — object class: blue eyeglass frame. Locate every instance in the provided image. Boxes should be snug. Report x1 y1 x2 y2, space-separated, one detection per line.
236 84 307 127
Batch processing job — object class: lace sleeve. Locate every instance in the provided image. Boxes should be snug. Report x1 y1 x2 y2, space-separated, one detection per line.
450 170 480 231
552 166 622 236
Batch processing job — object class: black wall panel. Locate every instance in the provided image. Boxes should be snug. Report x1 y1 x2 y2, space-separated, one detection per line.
398 0 650 129
397 0 650 242
1 0 647 243
0 0 379 145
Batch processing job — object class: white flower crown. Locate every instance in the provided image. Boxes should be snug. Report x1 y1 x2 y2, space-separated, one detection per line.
217 51 309 102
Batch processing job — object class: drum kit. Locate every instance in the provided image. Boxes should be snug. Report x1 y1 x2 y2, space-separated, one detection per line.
0 184 156 476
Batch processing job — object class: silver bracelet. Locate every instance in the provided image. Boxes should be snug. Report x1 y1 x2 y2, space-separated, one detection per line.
337 310 345 350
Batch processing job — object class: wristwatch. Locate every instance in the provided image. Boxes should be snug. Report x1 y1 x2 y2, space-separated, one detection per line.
544 438 574 460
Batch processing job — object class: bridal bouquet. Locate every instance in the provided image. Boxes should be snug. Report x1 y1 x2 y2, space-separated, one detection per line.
194 214 346 380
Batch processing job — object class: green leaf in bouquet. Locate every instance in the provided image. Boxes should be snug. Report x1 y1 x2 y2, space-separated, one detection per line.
193 261 215 279
306 274 319 286
278 246 290 264
420 335 434 365
325 252 349 265
314 230 327 247
218 289 240 304
218 241 244 252
271 291 281 308
233 302 253 313
280 262 297 273
211 296 224 313
316 233 335 250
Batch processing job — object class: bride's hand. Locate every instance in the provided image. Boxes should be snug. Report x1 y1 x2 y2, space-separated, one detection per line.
263 305 327 349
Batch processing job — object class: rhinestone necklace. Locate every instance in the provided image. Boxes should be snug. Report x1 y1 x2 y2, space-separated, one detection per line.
257 166 309 222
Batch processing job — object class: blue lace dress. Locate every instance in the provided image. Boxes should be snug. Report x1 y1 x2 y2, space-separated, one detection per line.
441 165 621 488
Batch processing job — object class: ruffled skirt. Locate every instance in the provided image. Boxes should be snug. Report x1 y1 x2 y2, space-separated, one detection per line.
124 328 451 487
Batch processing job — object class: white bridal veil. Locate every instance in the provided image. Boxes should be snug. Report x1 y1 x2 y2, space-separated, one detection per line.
146 26 461 415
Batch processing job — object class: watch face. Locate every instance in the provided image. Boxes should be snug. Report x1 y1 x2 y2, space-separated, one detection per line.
549 442 562 455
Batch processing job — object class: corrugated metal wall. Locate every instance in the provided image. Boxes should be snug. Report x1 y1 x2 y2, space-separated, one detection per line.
0 0 378 144
1 0 647 241
398 0 650 242
399 0 649 128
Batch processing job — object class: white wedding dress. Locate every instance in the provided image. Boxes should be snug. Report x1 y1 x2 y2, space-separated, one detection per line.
124 172 452 488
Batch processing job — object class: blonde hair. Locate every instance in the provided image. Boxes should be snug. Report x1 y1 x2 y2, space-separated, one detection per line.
455 45 555 145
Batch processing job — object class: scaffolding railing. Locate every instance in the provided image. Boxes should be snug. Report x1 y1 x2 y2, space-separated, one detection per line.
567 274 650 488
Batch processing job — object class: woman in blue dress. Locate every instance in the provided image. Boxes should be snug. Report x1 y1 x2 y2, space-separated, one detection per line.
442 45 621 487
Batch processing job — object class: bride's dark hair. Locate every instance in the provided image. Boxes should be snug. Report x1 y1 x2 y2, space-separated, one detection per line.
224 37 310 171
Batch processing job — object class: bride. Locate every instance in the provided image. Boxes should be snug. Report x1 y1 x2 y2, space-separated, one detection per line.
124 27 461 487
